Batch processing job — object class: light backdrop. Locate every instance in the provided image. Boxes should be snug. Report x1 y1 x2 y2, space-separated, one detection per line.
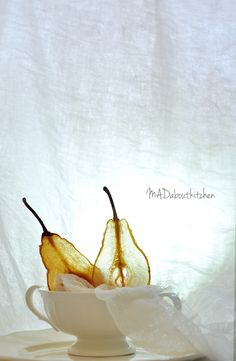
0 1 235 360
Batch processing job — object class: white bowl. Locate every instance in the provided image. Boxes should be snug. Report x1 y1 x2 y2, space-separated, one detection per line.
25 285 135 357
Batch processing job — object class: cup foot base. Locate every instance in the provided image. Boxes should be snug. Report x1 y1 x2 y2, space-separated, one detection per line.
68 336 135 357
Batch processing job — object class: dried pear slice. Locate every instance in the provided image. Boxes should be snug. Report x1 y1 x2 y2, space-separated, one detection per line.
22 198 102 290
92 187 151 287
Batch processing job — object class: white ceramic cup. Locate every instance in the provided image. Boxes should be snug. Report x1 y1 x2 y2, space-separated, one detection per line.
25 286 135 357
25 285 182 357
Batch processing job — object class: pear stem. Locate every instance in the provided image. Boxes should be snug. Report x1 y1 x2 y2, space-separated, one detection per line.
22 197 50 235
103 187 118 220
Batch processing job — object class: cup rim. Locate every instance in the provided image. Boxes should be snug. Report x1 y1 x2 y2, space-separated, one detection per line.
39 287 96 294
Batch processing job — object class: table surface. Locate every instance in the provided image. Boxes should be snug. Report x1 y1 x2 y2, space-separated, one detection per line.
0 328 211 361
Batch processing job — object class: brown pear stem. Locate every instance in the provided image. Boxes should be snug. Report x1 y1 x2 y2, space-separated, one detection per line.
22 197 50 235
103 187 118 220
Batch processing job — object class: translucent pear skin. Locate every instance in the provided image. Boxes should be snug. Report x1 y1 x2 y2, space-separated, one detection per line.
40 233 98 290
23 190 151 290
22 197 103 291
92 218 151 287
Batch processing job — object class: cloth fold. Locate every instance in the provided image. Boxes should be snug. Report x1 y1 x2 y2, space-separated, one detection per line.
54 263 234 361
95 257 234 361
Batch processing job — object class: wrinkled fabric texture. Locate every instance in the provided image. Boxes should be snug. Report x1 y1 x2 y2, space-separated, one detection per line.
0 1 235 361
96 265 234 361
96 285 201 356
56 274 94 291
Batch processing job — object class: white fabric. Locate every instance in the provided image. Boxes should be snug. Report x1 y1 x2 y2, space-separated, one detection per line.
96 270 234 361
0 1 235 361
56 274 94 291
54 273 234 361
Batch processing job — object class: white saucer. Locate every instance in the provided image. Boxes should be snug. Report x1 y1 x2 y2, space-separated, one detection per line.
0 328 205 361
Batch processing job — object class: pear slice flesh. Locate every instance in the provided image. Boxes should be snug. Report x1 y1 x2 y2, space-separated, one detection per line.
92 187 151 287
23 189 151 290
40 233 96 290
22 198 102 290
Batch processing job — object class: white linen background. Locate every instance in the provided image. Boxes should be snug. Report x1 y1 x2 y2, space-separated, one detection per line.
0 0 235 360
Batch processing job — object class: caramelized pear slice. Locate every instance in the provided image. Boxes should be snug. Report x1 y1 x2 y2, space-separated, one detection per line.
92 187 151 287
22 198 100 290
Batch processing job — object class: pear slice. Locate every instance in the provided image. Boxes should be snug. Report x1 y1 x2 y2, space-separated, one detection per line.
22 198 101 290
92 187 151 287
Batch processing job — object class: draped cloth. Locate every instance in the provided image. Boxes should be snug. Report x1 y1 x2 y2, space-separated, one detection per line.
0 1 235 361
